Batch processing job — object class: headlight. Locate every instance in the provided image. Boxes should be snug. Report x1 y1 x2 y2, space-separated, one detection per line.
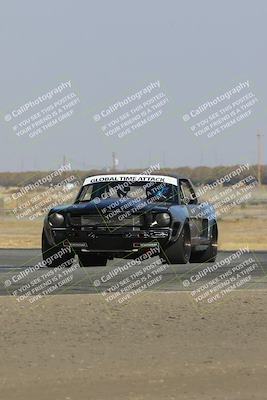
155 213 171 227
48 213 65 227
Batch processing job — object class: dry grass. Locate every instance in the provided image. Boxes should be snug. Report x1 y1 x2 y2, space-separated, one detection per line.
218 218 267 250
0 217 42 248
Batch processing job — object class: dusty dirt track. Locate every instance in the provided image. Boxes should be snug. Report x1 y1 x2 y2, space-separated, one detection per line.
1 291 267 400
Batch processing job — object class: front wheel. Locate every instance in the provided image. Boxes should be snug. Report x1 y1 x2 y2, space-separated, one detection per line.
42 230 74 268
162 224 191 264
78 253 107 267
190 222 218 263
42 229 74 268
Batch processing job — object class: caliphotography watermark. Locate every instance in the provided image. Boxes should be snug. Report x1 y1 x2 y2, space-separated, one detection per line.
94 248 168 305
183 247 262 308
190 164 258 227
91 163 175 229
182 81 259 138
4 81 80 139
4 163 81 221
92 80 169 139
4 246 79 306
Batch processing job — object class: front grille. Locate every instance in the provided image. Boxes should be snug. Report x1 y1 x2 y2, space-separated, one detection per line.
69 214 143 227
70 216 83 226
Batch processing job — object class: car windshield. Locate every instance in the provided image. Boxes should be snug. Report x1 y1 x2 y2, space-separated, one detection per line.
77 181 178 203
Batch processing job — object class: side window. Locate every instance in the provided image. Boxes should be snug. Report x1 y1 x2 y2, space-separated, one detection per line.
81 185 94 201
179 180 197 205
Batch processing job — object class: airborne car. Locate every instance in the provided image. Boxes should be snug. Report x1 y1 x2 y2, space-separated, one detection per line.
42 174 218 267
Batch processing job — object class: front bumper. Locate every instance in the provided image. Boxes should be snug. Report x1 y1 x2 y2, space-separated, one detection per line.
48 226 172 254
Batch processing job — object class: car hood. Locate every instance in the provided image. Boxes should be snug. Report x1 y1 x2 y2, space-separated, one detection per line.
50 198 172 215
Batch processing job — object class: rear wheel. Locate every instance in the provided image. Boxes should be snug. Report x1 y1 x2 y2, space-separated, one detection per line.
190 222 218 263
78 253 107 267
162 223 191 264
42 229 74 268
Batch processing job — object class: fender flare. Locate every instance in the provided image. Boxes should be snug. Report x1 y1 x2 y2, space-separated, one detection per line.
170 217 190 243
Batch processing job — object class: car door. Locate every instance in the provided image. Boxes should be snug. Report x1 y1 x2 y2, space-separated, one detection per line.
179 179 203 242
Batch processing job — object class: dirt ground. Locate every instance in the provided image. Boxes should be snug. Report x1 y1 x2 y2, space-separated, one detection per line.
1 291 267 400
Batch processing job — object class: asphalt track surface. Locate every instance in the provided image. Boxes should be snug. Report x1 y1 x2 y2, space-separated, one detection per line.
0 249 266 300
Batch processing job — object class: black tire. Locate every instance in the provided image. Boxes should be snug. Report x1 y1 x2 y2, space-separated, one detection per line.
190 222 218 263
78 253 107 267
162 223 191 264
42 229 74 268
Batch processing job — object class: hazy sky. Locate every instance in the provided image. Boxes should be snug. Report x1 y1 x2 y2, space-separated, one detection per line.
0 0 266 171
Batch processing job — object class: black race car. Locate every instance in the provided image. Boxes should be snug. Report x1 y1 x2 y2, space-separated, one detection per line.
42 174 218 267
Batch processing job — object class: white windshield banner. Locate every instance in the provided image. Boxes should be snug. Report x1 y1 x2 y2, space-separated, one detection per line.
83 174 178 186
